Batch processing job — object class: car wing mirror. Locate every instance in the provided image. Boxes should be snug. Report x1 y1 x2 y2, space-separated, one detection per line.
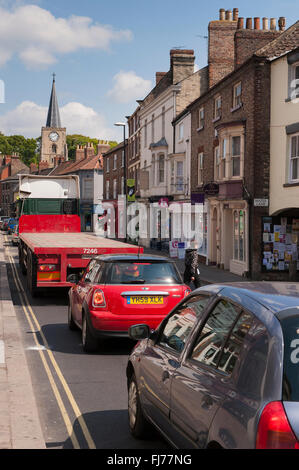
67 274 79 284
129 324 151 341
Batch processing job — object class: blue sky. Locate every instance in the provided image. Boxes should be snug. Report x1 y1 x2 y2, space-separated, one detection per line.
0 0 298 142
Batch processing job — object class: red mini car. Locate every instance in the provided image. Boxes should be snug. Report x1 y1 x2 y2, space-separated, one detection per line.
68 254 191 352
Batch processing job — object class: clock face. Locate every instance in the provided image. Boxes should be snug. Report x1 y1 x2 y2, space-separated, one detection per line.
49 132 59 142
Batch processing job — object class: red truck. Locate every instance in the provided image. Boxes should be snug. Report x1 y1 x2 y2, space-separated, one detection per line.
17 174 142 296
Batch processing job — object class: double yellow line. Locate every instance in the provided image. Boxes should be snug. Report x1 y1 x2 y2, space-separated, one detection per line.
6 237 96 449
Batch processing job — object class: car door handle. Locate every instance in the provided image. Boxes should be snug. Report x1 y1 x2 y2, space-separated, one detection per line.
162 370 170 381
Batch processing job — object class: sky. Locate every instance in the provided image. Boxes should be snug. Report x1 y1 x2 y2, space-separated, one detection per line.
0 0 298 143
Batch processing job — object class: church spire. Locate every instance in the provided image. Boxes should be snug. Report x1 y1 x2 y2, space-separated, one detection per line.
46 74 62 128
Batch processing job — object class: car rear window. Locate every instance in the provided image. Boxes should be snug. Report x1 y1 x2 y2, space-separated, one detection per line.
281 315 299 402
107 261 182 285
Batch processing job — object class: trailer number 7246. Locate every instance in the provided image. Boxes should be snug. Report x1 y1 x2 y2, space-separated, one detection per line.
83 248 98 254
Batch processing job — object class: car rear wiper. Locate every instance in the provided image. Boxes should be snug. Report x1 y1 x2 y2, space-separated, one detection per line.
121 279 146 284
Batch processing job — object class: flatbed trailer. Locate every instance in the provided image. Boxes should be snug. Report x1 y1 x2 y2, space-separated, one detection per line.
19 232 142 294
16 174 143 296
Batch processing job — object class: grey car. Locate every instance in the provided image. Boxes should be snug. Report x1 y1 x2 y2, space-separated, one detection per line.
126 282 299 449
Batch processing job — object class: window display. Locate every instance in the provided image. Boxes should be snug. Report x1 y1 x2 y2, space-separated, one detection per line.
262 216 299 271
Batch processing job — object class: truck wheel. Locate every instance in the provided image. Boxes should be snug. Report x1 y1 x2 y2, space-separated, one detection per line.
68 303 78 331
128 374 151 439
19 246 27 275
82 312 98 353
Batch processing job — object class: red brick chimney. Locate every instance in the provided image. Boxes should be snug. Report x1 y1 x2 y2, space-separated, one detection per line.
234 16 283 68
208 9 238 87
97 141 111 155
84 142 95 159
75 145 85 162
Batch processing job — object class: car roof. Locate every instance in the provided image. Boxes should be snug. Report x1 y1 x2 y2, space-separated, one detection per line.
196 282 299 316
94 254 174 263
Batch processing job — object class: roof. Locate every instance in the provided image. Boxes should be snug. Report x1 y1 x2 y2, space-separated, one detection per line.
198 282 299 314
50 154 103 176
46 78 61 128
255 20 299 61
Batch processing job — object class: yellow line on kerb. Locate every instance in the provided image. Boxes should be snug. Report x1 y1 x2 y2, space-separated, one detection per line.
7 244 96 449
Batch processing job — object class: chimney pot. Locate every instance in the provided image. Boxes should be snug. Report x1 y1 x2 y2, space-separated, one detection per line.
278 17 286 31
246 18 252 29
233 8 239 21
226 10 232 21
270 18 276 30
262 17 269 30
219 8 225 20
237 17 244 29
254 17 260 29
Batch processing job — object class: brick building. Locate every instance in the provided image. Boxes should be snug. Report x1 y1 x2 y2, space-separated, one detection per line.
184 12 289 278
102 141 126 238
0 154 29 216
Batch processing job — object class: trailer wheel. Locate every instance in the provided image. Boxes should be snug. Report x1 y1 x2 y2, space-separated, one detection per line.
19 245 27 275
82 312 98 353
27 250 38 297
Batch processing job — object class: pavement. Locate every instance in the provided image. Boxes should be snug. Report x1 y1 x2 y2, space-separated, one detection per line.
0 236 244 450
0 234 45 449
143 247 245 286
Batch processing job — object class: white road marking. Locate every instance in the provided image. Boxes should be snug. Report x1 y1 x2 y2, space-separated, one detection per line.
26 345 48 351
0 340 5 364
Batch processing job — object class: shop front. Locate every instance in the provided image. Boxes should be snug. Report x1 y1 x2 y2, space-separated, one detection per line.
261 209 299 280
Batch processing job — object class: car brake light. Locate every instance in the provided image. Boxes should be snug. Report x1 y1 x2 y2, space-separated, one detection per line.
184 288 191 297
38 264 59 272
256 401 299 449
92 289 106 308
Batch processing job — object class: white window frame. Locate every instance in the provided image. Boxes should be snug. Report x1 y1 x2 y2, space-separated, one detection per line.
158 154 165 184
289 133 299 182
198 107 204 130
214 146 220 181
231 136 241 177
233 82 242 109
113 179 117 199
178 123 184 142
221 138 227 179
106 180 110 199
113 154 117 170
106 157 109 173
214 95 222 120
198 152 204 185
289 62 299 101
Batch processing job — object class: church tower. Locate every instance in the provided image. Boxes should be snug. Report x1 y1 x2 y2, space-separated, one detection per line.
40 75 67 168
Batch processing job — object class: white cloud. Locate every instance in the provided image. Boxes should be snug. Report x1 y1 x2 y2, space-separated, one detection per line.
107 71 152 103
0 100 118 140
0 4 133 68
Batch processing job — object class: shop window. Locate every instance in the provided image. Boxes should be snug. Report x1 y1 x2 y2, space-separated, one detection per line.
234 210 245 262
290 134 299 182
198 212 208 256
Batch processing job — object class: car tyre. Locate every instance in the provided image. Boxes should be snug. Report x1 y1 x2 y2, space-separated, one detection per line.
68 302 78 331
128 374 151 439
82 312 98 353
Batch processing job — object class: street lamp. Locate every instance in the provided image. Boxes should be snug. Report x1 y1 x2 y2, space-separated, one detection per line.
114 122 127 241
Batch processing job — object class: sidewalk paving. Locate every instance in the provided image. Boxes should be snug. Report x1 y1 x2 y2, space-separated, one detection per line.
143 247 245 285
0 235 45 449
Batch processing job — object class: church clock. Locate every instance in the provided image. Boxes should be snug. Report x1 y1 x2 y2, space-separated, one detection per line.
49 131 59 142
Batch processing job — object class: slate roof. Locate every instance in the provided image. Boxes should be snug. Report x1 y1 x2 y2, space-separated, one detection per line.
50 154 103 176
255 20 299 60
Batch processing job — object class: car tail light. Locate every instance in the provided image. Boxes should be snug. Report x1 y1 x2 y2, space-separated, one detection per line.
38 264 59 272
92 289 106 308
256 401 299 449
184 288 191 297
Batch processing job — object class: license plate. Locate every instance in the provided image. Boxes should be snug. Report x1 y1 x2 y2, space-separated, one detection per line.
127 296 164 305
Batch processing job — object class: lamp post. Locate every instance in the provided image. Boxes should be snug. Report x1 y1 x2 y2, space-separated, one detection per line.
114 122 127 241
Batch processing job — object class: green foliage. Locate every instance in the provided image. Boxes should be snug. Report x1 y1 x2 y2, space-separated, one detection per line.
66 135 118 161
0 134 38 166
